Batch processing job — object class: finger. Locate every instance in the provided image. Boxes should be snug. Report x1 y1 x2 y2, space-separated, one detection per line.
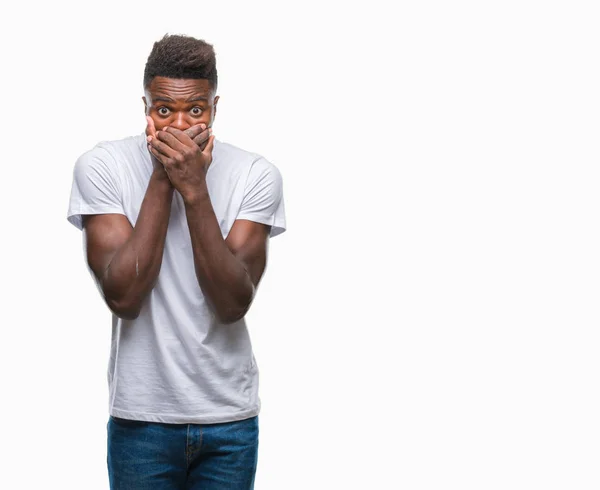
159 127 193 151
147 143 172 164
148 143 170 166
145 116 157 139
192 127 211 148
202 134 215 157
183 123 207 141
149 136 179 160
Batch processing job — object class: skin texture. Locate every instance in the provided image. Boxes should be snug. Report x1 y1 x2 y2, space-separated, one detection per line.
83 76 271 322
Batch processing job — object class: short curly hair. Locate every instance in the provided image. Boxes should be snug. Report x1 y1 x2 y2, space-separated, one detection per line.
143 34 218 91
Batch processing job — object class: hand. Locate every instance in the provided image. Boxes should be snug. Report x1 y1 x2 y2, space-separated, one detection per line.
145 117 212 181
148 125 216 203
185 124 212 152
145 116 170 181
146 116 212 150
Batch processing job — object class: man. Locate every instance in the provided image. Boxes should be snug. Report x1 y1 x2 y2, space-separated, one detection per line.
67 34 286 489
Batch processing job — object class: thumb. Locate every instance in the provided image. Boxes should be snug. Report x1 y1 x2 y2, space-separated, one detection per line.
145 116 157 138
203 134 215 156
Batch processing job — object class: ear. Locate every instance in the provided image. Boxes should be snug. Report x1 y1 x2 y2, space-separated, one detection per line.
213 95 219 116
142 96 148 115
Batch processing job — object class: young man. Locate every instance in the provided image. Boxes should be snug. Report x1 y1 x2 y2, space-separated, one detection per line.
67 34 286 489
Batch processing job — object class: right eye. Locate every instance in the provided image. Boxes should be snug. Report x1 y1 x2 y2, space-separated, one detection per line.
157 107 170 116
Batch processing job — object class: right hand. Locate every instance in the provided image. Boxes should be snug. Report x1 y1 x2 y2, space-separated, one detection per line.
145 117 169 180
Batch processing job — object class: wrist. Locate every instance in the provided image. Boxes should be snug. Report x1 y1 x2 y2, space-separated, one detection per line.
182 193 209 208
151 168 174 189
182 181 210 206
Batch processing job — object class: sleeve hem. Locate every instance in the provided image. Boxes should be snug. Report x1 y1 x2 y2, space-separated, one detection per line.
67 207 127 231
236 213 286 238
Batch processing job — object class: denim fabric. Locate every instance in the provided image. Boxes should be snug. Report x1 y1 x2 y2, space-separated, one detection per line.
107 415 259 489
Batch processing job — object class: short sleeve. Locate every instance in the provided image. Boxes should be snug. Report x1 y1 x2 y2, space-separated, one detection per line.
236 157 287 238
66 146 125 231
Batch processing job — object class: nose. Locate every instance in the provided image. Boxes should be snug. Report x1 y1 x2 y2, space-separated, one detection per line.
170 113 189 131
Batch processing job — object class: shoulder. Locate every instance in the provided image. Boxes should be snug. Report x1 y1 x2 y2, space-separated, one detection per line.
212 139 282 181
94 133 146 164
212 138 261 170
78 132 144 160
74 133 146 178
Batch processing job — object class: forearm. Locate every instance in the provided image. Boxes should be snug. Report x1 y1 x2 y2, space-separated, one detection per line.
184 188 254 323
103 171 174 318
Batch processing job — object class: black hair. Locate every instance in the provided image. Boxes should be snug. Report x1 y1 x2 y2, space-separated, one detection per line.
143 34 218 90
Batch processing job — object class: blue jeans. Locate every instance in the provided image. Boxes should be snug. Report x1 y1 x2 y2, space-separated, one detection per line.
107 415 259 489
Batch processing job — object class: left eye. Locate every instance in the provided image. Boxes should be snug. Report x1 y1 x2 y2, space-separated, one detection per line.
191 107 203 116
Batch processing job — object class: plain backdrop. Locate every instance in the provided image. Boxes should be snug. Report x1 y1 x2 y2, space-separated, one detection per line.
1 1 599 488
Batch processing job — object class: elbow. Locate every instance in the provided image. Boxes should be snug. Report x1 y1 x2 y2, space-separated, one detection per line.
113 308 141 321
218 301 252 325
106 297 142 321
220 313 246 325
220 289 255 325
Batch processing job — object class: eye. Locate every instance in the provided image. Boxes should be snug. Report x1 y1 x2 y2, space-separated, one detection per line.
157 107 170 116
190 107 203 116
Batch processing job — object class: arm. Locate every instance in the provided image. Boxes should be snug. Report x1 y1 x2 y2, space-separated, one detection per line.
148 127 272 324
83 169 174 320
81 121 211 320
184 193 270 323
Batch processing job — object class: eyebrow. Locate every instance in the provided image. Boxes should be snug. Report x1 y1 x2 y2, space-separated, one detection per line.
186 95 209 102
153 96 175 103
152 95 208 103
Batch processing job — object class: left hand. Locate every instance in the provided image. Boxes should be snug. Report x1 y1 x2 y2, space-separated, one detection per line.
148 126 215 202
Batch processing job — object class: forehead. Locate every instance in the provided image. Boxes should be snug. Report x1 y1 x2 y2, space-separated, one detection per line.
147 76 213 100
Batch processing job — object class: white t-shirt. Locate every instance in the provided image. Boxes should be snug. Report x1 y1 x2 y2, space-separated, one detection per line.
67 133 286 424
